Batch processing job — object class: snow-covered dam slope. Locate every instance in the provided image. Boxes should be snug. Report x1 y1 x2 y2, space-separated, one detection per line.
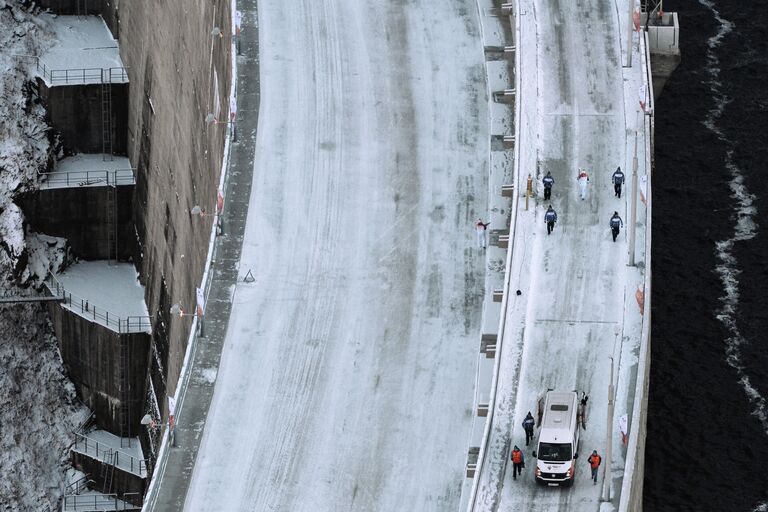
181 1 490 510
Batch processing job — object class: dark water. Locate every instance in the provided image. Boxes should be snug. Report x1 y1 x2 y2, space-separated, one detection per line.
646 1 768 510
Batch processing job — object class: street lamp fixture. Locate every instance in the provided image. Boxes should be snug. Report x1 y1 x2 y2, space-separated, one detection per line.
191 204 223 236
212 22 242 55
205 112 238 142
170 302 202 318
170 302 206 337
191 205 218 218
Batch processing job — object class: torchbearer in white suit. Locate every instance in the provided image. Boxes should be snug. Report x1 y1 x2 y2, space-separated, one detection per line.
576 168 590 200
475 219 490 248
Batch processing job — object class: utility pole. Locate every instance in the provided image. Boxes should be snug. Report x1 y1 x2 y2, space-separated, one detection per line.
625 0 634 67
628 130 638 266
526 174 532 211
602 356 615 502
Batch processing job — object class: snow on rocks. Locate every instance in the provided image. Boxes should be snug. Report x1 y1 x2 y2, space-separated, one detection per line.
0 2 89 509
0 303 89 510
23 232 71 286
0 8 50 203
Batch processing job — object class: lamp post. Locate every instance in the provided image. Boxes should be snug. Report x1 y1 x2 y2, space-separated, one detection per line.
628 128 638 266
205 112 237 142
191 204 224 235
140 414 154 428
206 111 236 141
626 0 634 67
602 324 621 501
170 302 205 337
602 353 615 502
212 19 241 55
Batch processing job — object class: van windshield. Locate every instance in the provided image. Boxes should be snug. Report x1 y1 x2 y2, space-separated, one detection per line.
538 442 572 462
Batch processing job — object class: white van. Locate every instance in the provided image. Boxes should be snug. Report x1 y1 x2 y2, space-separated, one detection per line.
532 390 581 486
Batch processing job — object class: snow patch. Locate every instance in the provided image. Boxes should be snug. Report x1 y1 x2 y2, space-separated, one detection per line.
195 367 218 384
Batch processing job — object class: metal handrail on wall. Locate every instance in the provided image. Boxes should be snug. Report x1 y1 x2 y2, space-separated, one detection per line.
74 433 149 476
44 273 152 334
39 168 136 188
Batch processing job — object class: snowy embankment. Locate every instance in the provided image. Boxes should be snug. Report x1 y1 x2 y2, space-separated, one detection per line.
0 2 90 509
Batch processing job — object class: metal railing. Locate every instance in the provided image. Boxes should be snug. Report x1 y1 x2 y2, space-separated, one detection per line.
45 0 96 16
62 493 140 511
466 2 524 509
0 287 63 304
65 474 95 496
36 60 128 85
617 30 655 512
74 433 149 476
44 273 151 334
74 411 96 435
39 168 136 188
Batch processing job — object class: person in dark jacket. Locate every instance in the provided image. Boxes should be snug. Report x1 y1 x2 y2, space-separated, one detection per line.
544 206 558 235
511 445 525 480
588 450 602 484
612 166 625 198
542 171 555 200
522 412 535 446
609 211 623 242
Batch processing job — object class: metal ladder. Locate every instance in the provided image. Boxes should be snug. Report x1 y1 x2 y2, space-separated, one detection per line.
119 337 132 447
101 69 113 161
101 449 115 494
642 0 663 16
74 0 89 16
106 184 118 264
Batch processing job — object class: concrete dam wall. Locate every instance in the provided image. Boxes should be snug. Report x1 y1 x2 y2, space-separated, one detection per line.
21 1 234 504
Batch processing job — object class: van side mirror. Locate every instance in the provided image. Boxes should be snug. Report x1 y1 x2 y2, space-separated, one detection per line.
532 450 537 458
573 452 578 459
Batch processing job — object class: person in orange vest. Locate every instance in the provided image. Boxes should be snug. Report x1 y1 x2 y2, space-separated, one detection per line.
587 450 602 484
511 445 525 480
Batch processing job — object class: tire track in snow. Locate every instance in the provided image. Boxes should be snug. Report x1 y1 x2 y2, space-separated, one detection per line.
243 1 347 509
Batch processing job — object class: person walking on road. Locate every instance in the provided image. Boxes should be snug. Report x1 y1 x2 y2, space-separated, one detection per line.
542 171 555 200
522 411 535 446
588 450 602 484
544 206 558 235
609 211 623 242
577 168 590 200
511 445 525 480
612 166 625 198
475 219 490 249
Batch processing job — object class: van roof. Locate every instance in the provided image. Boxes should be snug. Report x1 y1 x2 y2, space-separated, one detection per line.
539 391 578 443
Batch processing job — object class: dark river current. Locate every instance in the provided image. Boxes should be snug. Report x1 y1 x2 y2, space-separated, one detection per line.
645 0 768 510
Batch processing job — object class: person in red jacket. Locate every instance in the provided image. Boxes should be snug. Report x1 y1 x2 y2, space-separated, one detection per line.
511 445 525 480
587 450 602 484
